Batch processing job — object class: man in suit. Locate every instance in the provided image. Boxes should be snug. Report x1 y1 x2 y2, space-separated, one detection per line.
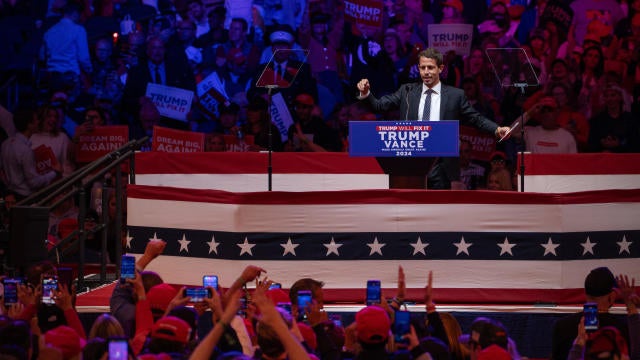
356 47 511 189
248 26 317 106
122 36 196 131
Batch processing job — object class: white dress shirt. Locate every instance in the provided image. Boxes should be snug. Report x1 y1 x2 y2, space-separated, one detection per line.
418 82 442 121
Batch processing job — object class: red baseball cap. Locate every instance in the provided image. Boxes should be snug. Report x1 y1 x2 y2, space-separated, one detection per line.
151 316 191 344
355 306 390 344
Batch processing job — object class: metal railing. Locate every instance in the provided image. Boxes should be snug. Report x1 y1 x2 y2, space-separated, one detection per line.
14 137 147 291
0 74 19 110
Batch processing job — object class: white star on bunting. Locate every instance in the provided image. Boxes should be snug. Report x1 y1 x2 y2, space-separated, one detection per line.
238 237 256 256
498 237 516 256
149 232 163 242
367 237 386 256
281 237 299 256
207 235 220 255
581 237 597 256
617 235 632 255
453 236 472 256
541 237 559 256
125 231 134 249
323 237 343 256
410 236 429 256
178 234 191 253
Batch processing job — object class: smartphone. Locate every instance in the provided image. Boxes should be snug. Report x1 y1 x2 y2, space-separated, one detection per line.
237 297 247 317
269 283 282 290
393 310 411 343
366 280 381 306
329 313 342 328
108 337 129 360
203 275 219 290
297 290 312 321
2 278 22 306
42 276 59 305
185 287 211 302
57 267 73 291
277 302 292 314
584 302 598 332
120 254 136 280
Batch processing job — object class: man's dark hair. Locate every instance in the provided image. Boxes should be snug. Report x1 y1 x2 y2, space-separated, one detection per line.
470 317 508 350
12 105 37 133
289 278 324 305
208 6 226 18
141 271 163 293
63 1 83 15
418 48 444 66
231 17 248 32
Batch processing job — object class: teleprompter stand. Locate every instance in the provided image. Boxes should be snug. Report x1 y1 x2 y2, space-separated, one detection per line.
485 47 540 192
255 48 309 191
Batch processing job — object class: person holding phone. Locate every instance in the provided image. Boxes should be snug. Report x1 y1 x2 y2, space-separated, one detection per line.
551 267 638 360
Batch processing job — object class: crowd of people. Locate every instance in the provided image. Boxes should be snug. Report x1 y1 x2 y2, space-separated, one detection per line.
0 239 638 359
1 0 640 194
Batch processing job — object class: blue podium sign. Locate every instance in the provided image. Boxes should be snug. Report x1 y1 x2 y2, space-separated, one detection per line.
349 120 459 157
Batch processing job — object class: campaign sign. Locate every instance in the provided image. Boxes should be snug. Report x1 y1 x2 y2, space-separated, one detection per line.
460 125 496 161
33 144 59 174
146 83 194 122
349 121 459 157
76 125 129 163
344 0 384 27
152 126 205 153
428 24 474 57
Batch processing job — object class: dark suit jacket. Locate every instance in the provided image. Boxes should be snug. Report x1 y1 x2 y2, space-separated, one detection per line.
364 82 499 135
122 58 196 129
364 82 499 187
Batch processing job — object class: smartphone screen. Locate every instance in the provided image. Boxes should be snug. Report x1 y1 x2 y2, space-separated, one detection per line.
2 278 22 306
297 290 312 321
185 287 210 302
366 280 381 306
269 283 282 290
329 313 342 328
393 310 411 343
57 267 73 291
584 302 598 332
237 297 247 317
108 337 129 360
203 275 218 290
120 254 136 280
42 276 58 305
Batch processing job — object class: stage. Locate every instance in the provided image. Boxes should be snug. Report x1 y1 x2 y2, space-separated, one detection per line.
73 151 640 359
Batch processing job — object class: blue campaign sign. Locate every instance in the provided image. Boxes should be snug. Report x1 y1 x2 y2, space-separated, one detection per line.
349 120 460 157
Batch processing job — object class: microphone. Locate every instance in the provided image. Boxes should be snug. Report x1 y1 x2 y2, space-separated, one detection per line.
404 83 414 120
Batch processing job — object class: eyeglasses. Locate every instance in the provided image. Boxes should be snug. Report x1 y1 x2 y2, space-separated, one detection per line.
491 159 505 164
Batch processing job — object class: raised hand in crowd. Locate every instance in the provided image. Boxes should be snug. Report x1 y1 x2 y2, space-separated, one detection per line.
136 238 167 271
190 288 242 360
617 274 639 314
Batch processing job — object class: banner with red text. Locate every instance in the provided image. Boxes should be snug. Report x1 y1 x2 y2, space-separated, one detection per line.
152 126 205 153
33 144 59 174
76 126 129 163
460 125 496 162
344 0 383 27
427 24 474 57
146 83 194 122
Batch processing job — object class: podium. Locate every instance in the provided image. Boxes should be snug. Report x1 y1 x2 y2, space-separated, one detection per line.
349 121 459 189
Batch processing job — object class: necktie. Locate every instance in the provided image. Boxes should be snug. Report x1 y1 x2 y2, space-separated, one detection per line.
154 65 162 84
422 89 433 121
